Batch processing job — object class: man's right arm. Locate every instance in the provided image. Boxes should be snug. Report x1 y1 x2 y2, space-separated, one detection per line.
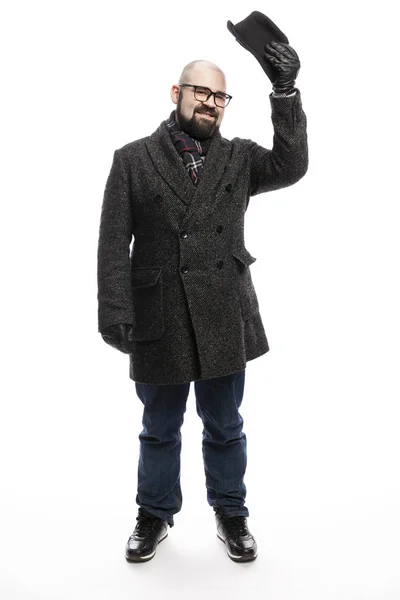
97 149 135 340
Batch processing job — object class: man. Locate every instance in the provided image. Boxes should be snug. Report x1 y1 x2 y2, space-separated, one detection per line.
97 40 308 563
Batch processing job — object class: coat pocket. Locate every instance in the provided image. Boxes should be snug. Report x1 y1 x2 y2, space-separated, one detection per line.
232 248 259 320
131 267 164 341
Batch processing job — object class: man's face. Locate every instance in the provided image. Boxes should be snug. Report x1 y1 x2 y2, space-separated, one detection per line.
170 68 227 140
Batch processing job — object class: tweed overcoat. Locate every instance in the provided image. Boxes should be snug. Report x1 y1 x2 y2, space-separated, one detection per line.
97 88 308 385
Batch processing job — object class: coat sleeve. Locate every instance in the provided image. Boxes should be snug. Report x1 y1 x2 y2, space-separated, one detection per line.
97 148 134 332
248 88 308 197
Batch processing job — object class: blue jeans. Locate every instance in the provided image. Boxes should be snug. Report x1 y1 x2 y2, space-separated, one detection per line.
134 369 249 528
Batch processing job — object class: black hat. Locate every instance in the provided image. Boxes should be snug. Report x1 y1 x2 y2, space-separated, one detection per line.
227 11 289 80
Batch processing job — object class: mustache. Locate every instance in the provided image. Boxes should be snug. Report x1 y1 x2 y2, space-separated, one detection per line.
197 108 217 116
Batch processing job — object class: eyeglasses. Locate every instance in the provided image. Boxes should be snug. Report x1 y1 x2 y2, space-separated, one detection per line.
178 83 232 108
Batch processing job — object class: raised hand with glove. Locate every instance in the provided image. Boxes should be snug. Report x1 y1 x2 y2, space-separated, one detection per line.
264 41 300 96
227 10 301 96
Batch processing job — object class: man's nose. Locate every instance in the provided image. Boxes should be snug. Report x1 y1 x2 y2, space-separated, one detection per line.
202 95 217 110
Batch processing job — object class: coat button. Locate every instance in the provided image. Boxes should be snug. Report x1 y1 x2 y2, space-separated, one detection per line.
154 194 162 203
181 265 188 274
216 225 223 233
217 260 224 269
180 230 188 238
225 183 232 193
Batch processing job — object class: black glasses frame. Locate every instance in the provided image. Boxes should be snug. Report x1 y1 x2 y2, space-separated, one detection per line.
178 83 233 107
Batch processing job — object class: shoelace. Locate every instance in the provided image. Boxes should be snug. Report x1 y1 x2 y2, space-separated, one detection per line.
219 514 249 537
133 512 162 537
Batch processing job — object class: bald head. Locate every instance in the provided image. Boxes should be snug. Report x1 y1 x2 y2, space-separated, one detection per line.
178 60 226 90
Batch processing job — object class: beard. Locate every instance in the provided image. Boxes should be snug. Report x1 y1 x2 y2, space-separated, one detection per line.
175 94 220 140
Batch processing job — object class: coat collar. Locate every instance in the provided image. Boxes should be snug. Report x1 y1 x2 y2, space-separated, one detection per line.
145 115 232 228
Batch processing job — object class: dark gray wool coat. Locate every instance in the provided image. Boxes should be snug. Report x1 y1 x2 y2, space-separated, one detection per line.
97 88 308 385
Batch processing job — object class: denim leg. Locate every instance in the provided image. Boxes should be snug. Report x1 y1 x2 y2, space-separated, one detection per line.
135 381 190 528
194 369 249 518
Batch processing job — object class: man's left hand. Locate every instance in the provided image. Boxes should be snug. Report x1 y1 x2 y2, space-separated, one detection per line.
264 41 301 95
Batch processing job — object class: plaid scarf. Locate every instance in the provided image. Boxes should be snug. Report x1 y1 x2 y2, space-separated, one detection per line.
166 109 212 186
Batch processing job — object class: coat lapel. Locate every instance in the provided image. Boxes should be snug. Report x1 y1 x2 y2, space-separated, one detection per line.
145 117 232 227
145 120 194 205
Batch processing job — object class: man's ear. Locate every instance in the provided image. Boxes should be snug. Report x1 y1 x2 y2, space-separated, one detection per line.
170 84 179 105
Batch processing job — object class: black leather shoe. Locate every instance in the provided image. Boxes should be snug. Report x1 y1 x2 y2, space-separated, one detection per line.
215 510 258 562
125 508 169 562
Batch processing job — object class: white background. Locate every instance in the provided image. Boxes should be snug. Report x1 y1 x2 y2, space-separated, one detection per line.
1 1 400 598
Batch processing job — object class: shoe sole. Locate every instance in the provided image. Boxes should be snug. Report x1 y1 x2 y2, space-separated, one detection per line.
125 530 168 563
217 533 258 562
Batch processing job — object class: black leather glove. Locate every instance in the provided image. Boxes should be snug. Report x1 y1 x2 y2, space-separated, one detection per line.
264 41 300 95
100 323 134 354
